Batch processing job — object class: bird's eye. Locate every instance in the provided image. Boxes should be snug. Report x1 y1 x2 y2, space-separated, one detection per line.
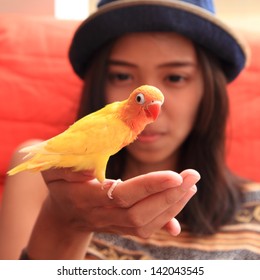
136 93 145 104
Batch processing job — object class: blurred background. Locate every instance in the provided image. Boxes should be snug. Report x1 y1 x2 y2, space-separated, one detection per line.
0 0 259 31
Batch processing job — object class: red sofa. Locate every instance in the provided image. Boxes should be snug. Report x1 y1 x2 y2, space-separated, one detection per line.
0 15 259 203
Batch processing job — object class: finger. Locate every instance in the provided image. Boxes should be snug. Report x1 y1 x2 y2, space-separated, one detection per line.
90 181 197 231
44 170 179 210
164 218 181 236
129 185 197 238
90 170 199 209
42 168 95 183
117 171 200 222
92 187 196 237
102 171 183 208
179 169 201 191
128 183 197 228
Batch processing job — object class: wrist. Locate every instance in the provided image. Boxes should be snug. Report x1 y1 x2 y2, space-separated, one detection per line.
26 196 93 260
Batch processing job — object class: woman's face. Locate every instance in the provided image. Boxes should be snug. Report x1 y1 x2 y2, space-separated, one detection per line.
106 32 204 168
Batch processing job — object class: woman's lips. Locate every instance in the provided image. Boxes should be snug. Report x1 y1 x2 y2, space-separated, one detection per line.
137 131 163 143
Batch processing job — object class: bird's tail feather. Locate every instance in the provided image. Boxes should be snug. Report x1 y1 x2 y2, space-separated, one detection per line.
19 141 47 156
7 155 59 176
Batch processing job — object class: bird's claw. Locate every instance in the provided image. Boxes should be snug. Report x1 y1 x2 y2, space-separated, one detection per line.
102 179 122 199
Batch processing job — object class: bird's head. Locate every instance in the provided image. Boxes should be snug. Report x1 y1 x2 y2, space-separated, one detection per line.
122 85 164 133
129 85 164 120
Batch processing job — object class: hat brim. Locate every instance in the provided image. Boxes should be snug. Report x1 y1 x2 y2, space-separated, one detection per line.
69 0 248 81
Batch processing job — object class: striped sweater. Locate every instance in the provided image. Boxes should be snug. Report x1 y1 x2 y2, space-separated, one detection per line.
86 183 260 260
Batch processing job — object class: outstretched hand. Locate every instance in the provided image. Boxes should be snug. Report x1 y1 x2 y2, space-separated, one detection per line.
42 168 199 238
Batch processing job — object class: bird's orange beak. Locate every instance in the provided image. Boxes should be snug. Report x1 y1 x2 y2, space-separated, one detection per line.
145 101 162 121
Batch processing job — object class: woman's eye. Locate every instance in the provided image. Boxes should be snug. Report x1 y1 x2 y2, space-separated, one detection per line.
167 75 184 83
108 73 131 82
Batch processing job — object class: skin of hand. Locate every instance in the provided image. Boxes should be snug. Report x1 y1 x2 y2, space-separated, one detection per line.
25 168 199 259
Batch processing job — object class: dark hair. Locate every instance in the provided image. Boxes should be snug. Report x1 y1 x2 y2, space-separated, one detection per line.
175 46 243 234
77 40 243 235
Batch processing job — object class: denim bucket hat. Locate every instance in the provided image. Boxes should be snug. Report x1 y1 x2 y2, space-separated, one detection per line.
69 0 248 82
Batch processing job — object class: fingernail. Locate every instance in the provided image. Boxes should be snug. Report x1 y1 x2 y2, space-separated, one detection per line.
181 172 200 191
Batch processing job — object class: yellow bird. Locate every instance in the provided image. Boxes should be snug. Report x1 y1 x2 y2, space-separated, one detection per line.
8 85 164 197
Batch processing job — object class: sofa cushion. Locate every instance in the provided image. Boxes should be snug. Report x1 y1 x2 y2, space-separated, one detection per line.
226 30 260 181
0 15 82 200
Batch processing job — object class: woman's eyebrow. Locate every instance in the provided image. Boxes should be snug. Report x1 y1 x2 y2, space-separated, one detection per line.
107 59 137 68
107 59 196 68
158 61 196 68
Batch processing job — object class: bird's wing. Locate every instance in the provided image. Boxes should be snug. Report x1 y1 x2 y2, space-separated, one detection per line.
50 118 129 154
20 102 134 157
37 112 132 157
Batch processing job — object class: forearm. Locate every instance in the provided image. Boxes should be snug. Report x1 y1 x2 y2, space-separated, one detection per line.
26 197 93 260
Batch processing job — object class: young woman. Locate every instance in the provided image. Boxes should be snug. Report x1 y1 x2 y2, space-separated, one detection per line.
0 0 259 260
